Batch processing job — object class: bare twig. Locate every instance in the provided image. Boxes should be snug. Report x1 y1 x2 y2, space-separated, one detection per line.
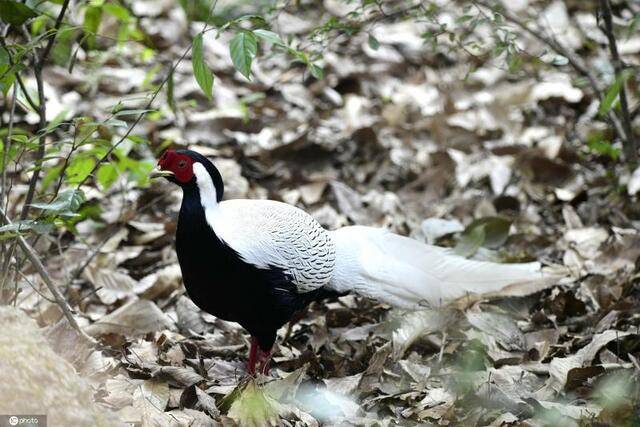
599 0 637 164
38 0 71 69
472 0 631 163
0 208 96 343
20 0 71 220
1 84 17 216
0 84 18 301
15 268 56 304
0 36 40 113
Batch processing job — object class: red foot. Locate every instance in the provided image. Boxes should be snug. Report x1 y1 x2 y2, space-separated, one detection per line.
247 336 272 376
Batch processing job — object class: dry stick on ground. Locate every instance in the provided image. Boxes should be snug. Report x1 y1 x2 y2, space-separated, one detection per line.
19 0 71 220
0 208 96 342
599 0 638 164
472 0 633 164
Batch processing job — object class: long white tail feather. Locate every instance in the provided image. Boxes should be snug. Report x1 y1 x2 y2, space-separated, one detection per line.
328 226 564 308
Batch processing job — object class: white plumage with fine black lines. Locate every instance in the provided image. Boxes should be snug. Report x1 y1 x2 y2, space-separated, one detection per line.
206 199 336 292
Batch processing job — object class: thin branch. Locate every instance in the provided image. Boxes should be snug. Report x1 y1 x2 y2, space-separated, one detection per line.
20 0 71 220
38 0 71 69
599 0 637 164
0 85 18 302
0 208 96 343
1 84 17 214
15 268 56 304
0 36 40 112
472 0 630 162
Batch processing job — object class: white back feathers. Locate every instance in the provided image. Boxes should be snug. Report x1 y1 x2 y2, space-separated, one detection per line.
194 162 335 292
207 200 336 292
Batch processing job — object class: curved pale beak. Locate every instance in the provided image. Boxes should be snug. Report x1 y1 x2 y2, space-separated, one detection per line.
150 166 174 180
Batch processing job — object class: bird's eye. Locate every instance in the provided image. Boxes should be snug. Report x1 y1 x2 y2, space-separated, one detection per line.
177 160 187 168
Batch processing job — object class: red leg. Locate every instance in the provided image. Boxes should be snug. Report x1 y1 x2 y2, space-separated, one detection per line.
258 348 272 375
247 337 258 376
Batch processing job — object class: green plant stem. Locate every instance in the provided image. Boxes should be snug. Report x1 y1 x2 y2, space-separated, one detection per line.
599 0 637 165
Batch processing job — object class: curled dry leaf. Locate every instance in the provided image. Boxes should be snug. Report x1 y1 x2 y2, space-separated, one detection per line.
391 308 460 359
85 299 174 336
176 295 210 335
151 365 205 387
85 266 137 305
466 309 526 352
540 330 635 397
133 379 171 426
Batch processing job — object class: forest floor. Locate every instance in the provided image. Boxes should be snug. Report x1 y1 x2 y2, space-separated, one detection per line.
6 0 640 425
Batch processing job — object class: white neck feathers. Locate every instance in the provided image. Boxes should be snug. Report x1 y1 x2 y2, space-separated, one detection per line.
194 162 218 210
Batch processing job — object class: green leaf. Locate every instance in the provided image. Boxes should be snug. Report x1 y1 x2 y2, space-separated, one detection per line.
308 63 323 79
192 32 214 99
0 219 53 236
83 5 102 49
65 156 95 184
0 62 15 96
31 188 85 213
586 133 620 160
456 14 473 24
454 217 511 257
599 70 632 116
230 31 257 80
472 217 511 249
367 34 380 50
103 3 130 22
253 29 286 47
30 14 47 35
0 1 38 26
167 67 176 112
51 27 77 66
41 164 63 190
104 118 127 128
454 225 485 257
96 163 118 190
627 13 640 38
113 108 154 117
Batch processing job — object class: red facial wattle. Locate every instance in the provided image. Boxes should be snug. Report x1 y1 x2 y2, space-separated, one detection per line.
158 149 195 184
